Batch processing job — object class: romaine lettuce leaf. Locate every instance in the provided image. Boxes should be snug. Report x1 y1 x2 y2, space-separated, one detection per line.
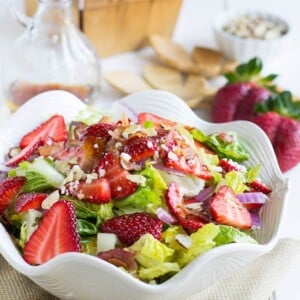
177 223 220 267
81 236 98 255
76 106 103 125
68 198 114 227
214 225 257 246
191 129 249 162
140 164 167 191
138 262 180 281
9 158 65 192
130 234 174 267
114 187 161 210
223 171 248 194
245 165 261 183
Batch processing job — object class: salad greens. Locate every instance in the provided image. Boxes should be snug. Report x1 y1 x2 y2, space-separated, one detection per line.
0 109 271 284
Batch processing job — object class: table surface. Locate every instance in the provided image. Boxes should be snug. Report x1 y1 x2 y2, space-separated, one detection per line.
0 0 300 299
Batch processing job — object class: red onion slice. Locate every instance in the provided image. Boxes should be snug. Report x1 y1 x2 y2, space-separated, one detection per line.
156 207 177 224
236 192 267 210
250 212 261 229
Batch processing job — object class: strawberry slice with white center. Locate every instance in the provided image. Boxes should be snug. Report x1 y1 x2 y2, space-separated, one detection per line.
19 114 67 149
123 136 158 163
162 130 211 180
210 185 252 230
66 178 111 204
0 176 26 215
166 182 206 233
15 192 48 212
97 152 137 200
23 200 81 265
5 140 41 167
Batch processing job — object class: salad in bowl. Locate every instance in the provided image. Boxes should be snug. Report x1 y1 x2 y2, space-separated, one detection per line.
0 90 288 300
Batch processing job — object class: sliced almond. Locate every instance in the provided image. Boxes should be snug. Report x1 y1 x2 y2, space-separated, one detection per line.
144 65 207 100
192 47 223 77
103 71 152 95
148 35 197 74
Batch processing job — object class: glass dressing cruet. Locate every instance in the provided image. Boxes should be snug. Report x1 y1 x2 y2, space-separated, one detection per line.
3 0 101 110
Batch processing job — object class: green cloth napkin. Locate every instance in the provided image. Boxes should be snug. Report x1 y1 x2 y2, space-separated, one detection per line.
1 238 300 300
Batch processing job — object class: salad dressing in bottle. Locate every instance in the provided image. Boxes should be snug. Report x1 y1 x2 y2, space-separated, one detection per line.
3 0 101 110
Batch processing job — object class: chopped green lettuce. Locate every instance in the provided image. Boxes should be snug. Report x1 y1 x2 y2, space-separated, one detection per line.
114 187 161 210
223 171 248 194
68 199 114 227
138 262 180 281
130 234 179 281
162 225 187 251
245 165 261 183
177 223 220 267
76 106 104 125
77 219 98 236
130 234 174 267
191 129 249 162
214 225 257 246
81 236 98 255
9 158 65 192
140 164 167 192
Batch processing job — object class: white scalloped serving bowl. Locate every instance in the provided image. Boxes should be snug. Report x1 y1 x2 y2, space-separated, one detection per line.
0 90 289 300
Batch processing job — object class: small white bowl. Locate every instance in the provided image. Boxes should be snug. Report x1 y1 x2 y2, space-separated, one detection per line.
213 10 290 63
0 90 289 300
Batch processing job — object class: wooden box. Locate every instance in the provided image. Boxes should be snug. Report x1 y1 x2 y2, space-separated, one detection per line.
25 0 182 57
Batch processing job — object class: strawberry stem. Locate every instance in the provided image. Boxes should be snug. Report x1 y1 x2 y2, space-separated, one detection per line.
255 91 300 120
224 57 277 90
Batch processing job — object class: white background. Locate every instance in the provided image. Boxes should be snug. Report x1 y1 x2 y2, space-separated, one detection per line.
0 0 300 299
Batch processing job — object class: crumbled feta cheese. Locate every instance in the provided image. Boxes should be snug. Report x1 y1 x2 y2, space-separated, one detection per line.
98 168 106 178
62 165 85 185
167 151 178 161
86 173 98 184
126 174 147 186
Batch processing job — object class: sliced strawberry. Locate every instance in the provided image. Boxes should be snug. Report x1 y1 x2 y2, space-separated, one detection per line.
66 178 111 204
99 212 163 245
97 152 137 199
53 146 84 162
161 129 211 180
0 177 26 215
248 180 272 195
15 192 48 212
138 113 176 129
210 185 252 230
83 123 116 139
23 200 81 265
165 147 211 180
20 115 67 149
5 140 41 167
124 136 158 163
166 182 205 233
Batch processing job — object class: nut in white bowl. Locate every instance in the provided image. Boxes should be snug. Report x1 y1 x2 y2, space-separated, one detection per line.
0 90 289 300
213 10 290 63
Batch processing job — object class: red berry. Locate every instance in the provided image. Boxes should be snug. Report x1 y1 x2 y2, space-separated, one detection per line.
99 212 163 245
19 115 67 149
66 178 111 204
15 192 48 212
23 201 81 265
210 186 252 230
124 136 158 163
166 182 205 233
0 177 26 215
97 152 137 199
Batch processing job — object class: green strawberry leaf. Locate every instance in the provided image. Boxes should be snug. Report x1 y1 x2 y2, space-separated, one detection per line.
224 57 277 90
255 91 300 120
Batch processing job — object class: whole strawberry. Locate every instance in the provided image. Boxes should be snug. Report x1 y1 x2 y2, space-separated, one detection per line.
252 91 300 172
212 57 276 123
99 212 163 245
